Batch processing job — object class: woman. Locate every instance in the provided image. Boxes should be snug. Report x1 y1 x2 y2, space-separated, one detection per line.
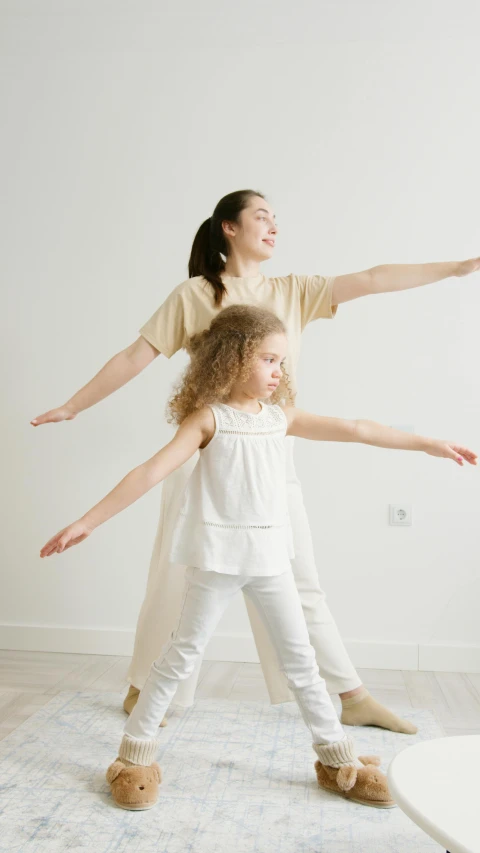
32 189 480 734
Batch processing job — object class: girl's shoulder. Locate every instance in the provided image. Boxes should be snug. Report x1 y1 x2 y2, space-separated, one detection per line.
181 405 216 437
193 405 217 430
278 404 296 430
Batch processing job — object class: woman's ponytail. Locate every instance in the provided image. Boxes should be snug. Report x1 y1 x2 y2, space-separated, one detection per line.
187 189 265 307
188 217 227 306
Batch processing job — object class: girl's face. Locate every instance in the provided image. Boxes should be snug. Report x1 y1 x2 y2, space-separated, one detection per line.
223 196 278 262
247 333 288 399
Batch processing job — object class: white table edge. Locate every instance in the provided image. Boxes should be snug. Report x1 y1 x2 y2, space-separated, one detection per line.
388 748 474 853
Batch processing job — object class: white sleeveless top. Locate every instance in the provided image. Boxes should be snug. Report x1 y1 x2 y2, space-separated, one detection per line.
169 402 295 575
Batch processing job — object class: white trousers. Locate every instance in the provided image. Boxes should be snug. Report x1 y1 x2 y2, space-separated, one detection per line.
125 567 346 746
127 438 361 705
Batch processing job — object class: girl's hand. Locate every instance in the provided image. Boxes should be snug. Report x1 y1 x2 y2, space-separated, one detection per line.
423 439 478 467
40 519 93 558
31 403 78 427
455 257 480 277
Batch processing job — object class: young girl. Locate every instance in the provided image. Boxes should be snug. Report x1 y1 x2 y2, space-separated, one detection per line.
40 304 476 811
31 189 480 736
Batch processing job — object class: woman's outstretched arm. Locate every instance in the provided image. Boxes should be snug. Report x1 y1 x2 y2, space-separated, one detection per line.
30 336 159 426
331 257 480 305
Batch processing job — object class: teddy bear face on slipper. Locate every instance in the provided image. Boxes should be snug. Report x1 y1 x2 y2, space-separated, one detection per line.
106 760 162 810
315 755 395 808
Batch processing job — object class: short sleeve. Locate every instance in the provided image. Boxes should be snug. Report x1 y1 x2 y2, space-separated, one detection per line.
296 274 338 328
139 284 187 358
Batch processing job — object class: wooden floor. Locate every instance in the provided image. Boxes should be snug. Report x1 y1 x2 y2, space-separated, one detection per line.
0 650 479 740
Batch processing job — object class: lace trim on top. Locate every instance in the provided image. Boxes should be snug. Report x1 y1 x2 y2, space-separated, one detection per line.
213 402 286 435
202 520 285 530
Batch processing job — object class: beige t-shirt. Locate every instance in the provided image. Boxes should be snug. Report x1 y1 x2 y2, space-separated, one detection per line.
139 273 337 395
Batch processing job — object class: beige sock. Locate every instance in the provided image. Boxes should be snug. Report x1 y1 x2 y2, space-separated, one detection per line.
341 687 418 735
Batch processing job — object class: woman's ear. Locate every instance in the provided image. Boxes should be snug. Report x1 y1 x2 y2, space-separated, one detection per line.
222 220 236 238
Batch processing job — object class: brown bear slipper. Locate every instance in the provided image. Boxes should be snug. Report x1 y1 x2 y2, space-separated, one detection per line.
106 759 162 810
314 755 396 808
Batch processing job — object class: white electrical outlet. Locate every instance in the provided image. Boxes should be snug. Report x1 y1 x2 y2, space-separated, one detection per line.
389 504 412 526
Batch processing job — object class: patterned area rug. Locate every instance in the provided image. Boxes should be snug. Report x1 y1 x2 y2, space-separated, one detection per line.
0 692 444 852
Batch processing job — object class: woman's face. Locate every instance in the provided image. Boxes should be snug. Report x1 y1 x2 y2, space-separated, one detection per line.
223 196 278 262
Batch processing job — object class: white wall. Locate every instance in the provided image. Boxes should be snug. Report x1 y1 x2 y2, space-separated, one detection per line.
2 0 480 671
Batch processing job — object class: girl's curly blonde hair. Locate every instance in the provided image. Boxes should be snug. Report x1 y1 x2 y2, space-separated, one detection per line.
167 304 295 424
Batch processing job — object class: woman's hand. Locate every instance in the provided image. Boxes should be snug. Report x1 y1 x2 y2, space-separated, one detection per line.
423 439 477 466
31 403 78 427
455 257 480 277
40 519 94 558
30 339 160 427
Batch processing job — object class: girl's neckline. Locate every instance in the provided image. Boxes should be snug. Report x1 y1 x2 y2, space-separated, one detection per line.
221 400 265 417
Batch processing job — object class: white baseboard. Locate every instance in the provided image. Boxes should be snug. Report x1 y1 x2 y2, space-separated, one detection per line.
0 624 135 656
0 624 479 673
344 640 419 671
419 643 480 673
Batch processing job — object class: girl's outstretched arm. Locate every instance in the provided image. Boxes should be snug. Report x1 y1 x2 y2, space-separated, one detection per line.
40 407 214 557
331 257 480 305
284 408 477 467
31 336 159 426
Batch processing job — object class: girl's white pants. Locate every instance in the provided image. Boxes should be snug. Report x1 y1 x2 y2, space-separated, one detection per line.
127 437 361 705
125 567 346 746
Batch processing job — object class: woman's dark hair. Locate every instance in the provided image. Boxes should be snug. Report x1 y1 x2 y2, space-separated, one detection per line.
188 189 265 306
